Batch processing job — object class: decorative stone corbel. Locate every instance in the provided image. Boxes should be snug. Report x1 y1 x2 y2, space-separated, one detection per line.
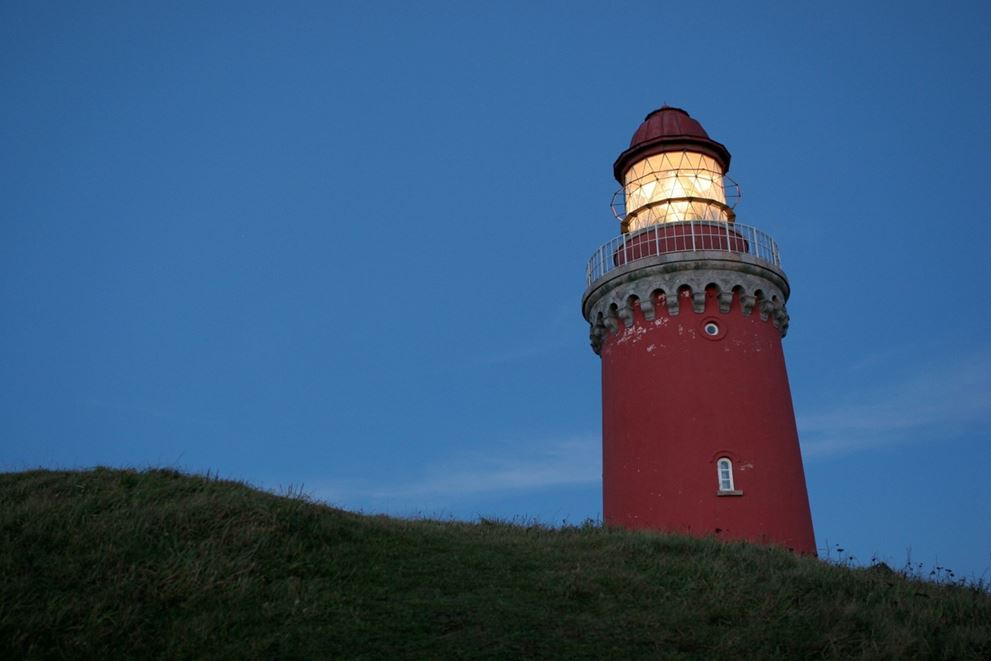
618 305 634 328
640 298 656 321
590 320 608 354
605 306 620 332
692 291 706 314
773 306 789 330
759 299 774 322
718 291 734 313
740 294 756 316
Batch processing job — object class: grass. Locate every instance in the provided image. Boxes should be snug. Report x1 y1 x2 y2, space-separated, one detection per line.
2 468 989 659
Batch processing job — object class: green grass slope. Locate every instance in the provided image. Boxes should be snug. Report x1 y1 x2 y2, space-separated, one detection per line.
2 469 989 659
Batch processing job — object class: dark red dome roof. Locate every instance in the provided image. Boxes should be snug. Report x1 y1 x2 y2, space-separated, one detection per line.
613 106 731 183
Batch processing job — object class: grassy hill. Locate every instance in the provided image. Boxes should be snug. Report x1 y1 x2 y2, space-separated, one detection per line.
1 469 988 659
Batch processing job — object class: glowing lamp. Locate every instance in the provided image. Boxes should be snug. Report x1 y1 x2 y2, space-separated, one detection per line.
622 151 730 231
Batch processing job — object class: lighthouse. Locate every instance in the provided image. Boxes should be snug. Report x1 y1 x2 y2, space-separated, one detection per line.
582 107 815 554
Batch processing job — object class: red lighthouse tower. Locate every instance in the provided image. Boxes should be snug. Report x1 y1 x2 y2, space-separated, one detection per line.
582 107 815 554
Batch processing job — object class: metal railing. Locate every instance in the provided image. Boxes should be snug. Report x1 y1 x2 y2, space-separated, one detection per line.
585 220 781 286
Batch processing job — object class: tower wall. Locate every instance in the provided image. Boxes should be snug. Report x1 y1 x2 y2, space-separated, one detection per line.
584 255 816 554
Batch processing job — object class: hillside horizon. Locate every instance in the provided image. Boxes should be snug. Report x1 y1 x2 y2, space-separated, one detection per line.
3 467 989 658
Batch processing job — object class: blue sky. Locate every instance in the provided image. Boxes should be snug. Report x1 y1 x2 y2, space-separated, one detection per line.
2 1 990 579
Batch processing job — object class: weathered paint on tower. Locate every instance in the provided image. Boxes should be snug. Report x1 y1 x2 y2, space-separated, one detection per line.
582 107 815 554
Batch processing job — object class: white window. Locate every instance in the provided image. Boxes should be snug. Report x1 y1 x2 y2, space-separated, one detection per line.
717 458 734 492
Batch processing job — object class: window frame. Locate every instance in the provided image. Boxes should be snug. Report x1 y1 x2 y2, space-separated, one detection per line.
716 457 743 496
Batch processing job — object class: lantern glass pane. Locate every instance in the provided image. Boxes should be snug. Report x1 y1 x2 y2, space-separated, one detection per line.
624 152 729 231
